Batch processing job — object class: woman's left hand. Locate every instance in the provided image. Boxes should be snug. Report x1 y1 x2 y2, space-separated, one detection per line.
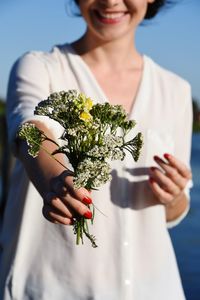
149 153 192 206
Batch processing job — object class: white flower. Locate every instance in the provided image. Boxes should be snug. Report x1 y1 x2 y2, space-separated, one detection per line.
74 158 111 189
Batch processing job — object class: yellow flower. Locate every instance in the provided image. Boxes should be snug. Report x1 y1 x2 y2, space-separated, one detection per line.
79 93 86 102
85 98 93 111
79 111 92 122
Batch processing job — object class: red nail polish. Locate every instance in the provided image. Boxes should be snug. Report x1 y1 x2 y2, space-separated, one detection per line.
150 167 156 171
84 211 93 219
149 177 155 184
82 196 92 205
153 155 160 161
164 153 170 160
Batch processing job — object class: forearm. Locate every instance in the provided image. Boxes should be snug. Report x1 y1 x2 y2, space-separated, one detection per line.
165 192 189 222
16 121 67 198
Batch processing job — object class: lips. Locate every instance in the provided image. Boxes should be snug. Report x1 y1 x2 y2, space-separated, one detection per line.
94 10 127 25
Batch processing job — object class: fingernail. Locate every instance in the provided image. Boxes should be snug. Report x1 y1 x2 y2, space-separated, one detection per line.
82 196 92 205
84 211 93 219
164 153 171 160
150 167 156 172
149 177 155 184
153 155 160 161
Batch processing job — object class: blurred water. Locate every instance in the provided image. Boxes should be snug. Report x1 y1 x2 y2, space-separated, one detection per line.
170 133 200 300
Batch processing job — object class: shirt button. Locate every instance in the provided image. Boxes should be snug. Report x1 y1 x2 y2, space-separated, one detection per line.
123 241 129 246
124 279 131 286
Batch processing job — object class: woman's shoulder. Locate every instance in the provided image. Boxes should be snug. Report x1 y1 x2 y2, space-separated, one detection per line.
10 43 72 80
145 55 191 93
16 43 69 67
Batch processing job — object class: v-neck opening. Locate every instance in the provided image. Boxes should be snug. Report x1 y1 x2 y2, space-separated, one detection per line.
63 43 147 119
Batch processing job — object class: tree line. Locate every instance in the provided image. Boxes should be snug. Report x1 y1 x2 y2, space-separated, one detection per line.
193 99 200 132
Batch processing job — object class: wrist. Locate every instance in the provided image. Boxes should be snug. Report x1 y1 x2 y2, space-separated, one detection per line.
165 192 189 222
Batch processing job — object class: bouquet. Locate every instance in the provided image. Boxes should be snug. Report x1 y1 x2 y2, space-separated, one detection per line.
18 90 143 247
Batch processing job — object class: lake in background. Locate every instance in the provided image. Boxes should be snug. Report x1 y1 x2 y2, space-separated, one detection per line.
170 133 200 300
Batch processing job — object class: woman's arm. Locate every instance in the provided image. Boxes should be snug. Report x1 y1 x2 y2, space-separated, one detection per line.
149 81 193 224
7 52 93 225
16 120 93 225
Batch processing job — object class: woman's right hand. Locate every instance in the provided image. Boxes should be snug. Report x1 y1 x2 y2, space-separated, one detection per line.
42 170 93 225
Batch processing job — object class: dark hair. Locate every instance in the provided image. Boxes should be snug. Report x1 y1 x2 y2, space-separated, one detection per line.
145 0 167 19
73 0 168 19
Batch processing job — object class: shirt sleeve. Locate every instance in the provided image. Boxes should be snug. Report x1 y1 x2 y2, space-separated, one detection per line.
6 51 63 152
167 81 193 228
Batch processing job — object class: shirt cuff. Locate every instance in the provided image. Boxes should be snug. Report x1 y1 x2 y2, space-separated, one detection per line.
167 179 193 229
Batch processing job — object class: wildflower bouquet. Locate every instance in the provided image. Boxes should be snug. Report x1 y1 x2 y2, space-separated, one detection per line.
18 90 143 247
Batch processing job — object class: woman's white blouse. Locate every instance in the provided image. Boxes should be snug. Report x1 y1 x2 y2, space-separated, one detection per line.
0 44 193 300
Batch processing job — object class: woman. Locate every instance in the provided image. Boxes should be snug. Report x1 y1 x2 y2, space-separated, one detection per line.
0 0 192 299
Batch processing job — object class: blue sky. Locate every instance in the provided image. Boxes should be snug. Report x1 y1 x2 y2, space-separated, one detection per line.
0 0 200 103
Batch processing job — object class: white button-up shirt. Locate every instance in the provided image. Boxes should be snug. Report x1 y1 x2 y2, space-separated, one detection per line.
0 44 192 300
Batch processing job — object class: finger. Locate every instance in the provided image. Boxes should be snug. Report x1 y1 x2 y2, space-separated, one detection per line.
61 193 93 219
60 171 93 205
149 177 173 204
152 158 187 190
149 167 180 196
42 204 73 225
44 192 93 220
163 153 192 179
163 166 186 190
44 192 73 218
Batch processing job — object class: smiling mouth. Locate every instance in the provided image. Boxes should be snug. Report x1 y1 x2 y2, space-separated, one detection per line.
94 10 128 24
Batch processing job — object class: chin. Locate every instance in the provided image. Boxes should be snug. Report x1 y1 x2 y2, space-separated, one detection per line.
94 29 132 43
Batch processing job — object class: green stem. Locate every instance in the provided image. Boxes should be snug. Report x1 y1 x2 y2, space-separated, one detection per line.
76 220 81 245
28 136 68 170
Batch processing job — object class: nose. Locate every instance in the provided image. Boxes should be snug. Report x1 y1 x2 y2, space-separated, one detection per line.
99 0 120 7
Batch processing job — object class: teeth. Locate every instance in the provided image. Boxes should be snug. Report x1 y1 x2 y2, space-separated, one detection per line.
99 12 125 19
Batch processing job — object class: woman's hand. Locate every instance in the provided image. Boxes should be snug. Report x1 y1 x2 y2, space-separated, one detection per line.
43 170 93 225
148 153 192 207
